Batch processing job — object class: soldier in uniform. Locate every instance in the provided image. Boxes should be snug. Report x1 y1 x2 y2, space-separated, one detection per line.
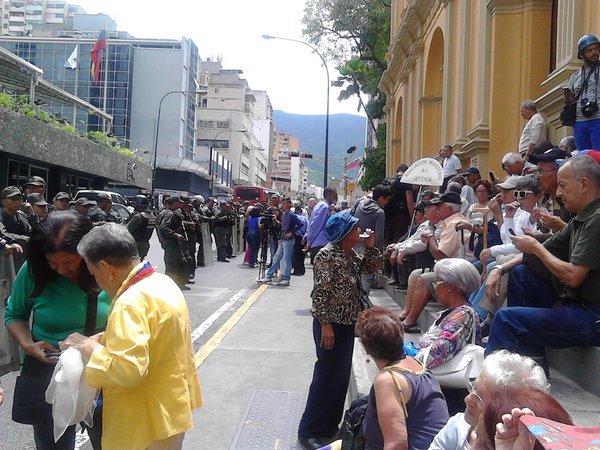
191 195 207 267
72 197 96 215
214 201 234 262
127 195 156 259
52 192 71 211
202 197 217 244
157 196 189 290
0 186 31 271
180 197 197 283
90 192 120 223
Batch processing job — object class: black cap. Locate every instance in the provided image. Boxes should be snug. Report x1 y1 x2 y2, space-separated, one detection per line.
24 176 46 187
26 193 48 206
528 148 570 164
421 190 436 197
461 167 480 176
430 191 462 206
0 186 22 199
415 201 428 212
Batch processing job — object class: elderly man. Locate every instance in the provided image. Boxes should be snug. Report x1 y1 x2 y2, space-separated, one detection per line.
441 145 462 192
518 100 547 158
485 155 600 368
305 186 338 263
559 136 577 154
401 191 470 332
501 152 535 176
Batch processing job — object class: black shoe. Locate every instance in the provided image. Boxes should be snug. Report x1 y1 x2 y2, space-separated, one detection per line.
186 280 195 284
403 322 421 334
267 262 273 268
181 286 191 291
217 258 230 263
227 255 236 258
298 436 332 449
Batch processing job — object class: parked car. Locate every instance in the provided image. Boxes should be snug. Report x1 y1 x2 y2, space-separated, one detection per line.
74 190 127 206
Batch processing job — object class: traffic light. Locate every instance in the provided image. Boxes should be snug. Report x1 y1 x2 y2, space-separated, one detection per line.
288 152 312 158
300 153 313 158
288 152 299 157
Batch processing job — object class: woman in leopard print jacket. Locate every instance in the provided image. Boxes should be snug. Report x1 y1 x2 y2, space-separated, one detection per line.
298 210 382 448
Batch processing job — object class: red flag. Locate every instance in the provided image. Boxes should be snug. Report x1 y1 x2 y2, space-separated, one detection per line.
346 159 361 170
90 30 107 84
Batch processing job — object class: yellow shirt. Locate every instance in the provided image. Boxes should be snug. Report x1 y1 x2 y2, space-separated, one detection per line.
86 267 202 450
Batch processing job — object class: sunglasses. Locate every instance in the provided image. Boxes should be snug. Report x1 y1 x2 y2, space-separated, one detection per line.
513 190 535 199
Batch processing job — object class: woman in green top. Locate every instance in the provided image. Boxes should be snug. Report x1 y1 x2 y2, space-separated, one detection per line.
5 211 111 450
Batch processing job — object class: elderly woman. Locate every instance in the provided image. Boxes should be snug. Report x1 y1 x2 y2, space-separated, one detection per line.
60 223 202 450
410 258 481 369
428 350 549 450
5 211 109 449
356 307 449 450
298 210 382 450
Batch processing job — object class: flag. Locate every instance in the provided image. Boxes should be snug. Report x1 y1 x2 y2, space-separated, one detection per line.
64 44 78 69
346 159 361 170
90 30 107 84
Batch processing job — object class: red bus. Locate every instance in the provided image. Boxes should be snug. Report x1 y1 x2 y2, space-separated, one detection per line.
233 186 278 205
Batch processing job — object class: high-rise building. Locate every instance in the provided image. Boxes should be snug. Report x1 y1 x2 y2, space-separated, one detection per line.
271 132 307 198
0 0 86 36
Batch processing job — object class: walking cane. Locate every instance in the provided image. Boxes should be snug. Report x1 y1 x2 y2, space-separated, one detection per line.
471 207 491 278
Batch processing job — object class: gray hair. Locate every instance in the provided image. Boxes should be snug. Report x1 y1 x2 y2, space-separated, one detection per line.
446 182 462 194
434 258 481 295
562 155 600 188
481 350 549 392
521 99 537 111
77 223 138 267
559 136 576 152
502 152 523 165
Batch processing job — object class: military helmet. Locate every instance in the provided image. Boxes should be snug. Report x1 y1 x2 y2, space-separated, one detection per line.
192 195 205 205
578 34 600 59
133 195 149 208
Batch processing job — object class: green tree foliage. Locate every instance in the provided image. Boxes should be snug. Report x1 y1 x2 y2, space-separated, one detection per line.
360 124 387 191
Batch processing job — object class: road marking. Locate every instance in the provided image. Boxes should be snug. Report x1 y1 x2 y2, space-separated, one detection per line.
194 284 269 367
191 288 249 343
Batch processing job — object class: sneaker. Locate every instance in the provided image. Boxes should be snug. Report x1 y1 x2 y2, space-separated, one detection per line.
259 277 273 283
276 279 290 287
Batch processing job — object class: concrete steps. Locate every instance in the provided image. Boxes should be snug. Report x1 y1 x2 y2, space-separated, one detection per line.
348 273 600 427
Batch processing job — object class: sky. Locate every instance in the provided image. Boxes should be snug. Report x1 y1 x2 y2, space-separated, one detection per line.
75 0 368 117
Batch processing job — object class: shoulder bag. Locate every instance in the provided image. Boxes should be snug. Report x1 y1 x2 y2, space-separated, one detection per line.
560 67 597 126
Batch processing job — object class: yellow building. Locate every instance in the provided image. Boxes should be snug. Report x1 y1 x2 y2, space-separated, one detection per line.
380 0 598 175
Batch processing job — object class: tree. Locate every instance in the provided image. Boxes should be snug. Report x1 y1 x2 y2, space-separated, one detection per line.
360 124 387 191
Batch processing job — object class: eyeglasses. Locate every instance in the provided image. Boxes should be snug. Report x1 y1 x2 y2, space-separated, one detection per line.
432 280 448 289
467 378 484 407
513 190 535 199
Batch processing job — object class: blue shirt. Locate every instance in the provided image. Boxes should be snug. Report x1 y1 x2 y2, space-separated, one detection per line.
279 210 303 240
306 200 331 248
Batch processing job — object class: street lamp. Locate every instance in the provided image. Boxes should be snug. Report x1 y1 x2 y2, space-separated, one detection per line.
152 90 203 203
262 34 330 188
209 128 247 195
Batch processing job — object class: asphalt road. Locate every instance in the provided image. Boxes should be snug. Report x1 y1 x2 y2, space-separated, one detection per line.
0 236 268 449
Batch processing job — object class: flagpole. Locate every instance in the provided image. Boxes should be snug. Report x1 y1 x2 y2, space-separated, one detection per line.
101 22 109 133
72 31 80 126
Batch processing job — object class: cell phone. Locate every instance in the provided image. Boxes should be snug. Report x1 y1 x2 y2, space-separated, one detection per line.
45 351 61 360
508 228 516 236
489 171 497 183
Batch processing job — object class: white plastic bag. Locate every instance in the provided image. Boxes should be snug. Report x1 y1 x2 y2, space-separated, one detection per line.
45 347 98 442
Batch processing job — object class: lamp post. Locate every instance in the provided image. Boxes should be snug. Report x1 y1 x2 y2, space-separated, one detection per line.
209 128 247 195
262 34 330 188
152 90 203 203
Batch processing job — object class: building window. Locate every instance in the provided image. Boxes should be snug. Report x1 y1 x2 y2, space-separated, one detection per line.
198 120 213 128
200 98 207 108
216 120 229 128
196 139 229 149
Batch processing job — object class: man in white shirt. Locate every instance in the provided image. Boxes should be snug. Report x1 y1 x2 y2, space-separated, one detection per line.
442 145 462 192
518 99 547 158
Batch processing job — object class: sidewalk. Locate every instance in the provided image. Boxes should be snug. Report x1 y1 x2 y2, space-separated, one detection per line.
185 271 317 449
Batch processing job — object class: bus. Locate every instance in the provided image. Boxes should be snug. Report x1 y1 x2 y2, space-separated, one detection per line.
233 186 278 205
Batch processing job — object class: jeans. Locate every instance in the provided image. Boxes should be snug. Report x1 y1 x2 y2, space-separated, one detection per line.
468 260 499 321
573 117 600 151
266 239 293 280
246 230 260 267
298 320 355 439
486 265 600 356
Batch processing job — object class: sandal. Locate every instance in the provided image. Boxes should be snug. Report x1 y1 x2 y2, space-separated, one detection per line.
403 323 421 334
398 312 408 321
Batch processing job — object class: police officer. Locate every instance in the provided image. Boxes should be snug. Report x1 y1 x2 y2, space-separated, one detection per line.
214 202 234 262
157 196 189 290
202 197 217 243
90 192 120 223
127 195 156 259
180 197 197 283
0 186 31 271
191 195 207 267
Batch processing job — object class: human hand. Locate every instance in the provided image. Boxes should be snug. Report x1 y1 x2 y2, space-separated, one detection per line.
389 250 398 265
480 248 492 265
176 234 184 241
24 341 60 364
539 214 567 232
510 234 541 254
485 267 503 304
60 332 100 359
3 243 23 255
455 221 473 231
396 252 406 265
522 227 543 240
495 408 536 450
504 201 520 218
320 323 335 350
564 88 576 105
363 229 375 249
489 196 502 216
21 202 34 216
420 230 433 243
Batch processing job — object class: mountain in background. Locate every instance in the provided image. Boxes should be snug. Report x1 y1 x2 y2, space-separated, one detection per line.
273 110 367 186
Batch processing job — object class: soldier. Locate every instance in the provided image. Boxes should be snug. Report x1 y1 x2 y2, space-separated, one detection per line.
127 195 156 259
0 186 31 271
72 197 96 215
202 197 217 243
180 197 197 283
157 196 189 290
191 195 207 267
23 176 46 196
52 192 71 211
90 192 120 223
226 201 238 259
214 201 234 262
24 193 49 229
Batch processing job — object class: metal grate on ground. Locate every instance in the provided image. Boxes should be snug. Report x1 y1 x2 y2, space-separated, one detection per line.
230 390 308 450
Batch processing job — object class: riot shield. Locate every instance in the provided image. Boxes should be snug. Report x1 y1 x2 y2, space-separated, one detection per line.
0 254 21 376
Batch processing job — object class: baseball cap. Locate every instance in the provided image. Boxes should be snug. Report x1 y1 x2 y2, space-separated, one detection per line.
96 192 112 202
53 192 71 201
73 197 96 206
461 167 480 176
24 176 46 187
496 175 522 190
326 210 359 244
429 191 462 206
515 175 542 194
0 186 22 199
528 148 570 164
27 193 48 206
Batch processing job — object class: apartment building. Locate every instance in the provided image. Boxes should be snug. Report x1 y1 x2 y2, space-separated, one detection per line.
0 0 85 36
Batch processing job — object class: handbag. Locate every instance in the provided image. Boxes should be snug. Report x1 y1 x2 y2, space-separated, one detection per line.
560 66 597 126
418 312 484 389
12 291 100 425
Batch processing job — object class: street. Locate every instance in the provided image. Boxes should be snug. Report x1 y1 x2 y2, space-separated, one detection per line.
0 237 317 449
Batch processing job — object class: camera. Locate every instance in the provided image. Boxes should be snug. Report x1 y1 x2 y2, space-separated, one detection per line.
581 99 599 117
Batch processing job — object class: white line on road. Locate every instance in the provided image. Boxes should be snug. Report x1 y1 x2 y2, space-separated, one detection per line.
191 288 249 343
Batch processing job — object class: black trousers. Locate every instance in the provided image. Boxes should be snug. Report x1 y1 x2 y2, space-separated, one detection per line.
298 320 355 439
164 244 186 287
292 235 305 275
309 246 324 265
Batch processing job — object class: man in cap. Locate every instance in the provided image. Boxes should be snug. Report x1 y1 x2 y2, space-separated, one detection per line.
213 202 234 262
518 100 548 158
23 176 46 196
180 197 198 282
565 34 600 151
25 193 49 228
127 195 156 259
191 195 208 267
157 195 189 289
90 192 119 223
202 197 217 244
73 197 95 215
52 192 71 211
401 191 470 332
0 186 31 271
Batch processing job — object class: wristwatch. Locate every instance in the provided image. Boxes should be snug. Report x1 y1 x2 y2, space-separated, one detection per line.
491 264 504 275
